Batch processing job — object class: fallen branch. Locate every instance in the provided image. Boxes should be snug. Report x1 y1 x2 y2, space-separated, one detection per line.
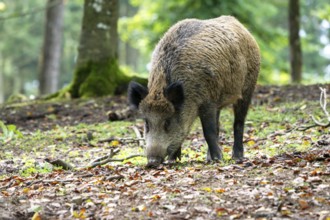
89 149 144 168
299 87 330 131
91 148 120 164
45 158 74 170
98 137 144 144
103 154 144 162
105 175 124 181
131 126 145 147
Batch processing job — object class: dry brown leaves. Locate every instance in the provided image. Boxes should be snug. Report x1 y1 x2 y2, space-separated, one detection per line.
1 147 329 220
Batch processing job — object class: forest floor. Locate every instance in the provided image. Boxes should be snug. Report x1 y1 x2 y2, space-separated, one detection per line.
0 84 329 220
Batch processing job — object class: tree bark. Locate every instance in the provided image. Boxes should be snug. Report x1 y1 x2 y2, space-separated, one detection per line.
39 0 64 95
68 0 130 98
289 0 302 83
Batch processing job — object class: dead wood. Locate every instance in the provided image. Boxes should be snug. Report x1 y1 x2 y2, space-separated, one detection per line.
131 125 144 147
98 137 144 144
299 87 330 131
45 158 74 170
88 148 143 168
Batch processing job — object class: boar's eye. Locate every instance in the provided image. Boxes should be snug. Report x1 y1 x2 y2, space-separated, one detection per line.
164 119 171 132
145 119 150 133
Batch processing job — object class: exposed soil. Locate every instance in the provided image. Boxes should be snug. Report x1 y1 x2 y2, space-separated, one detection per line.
1 84 329 132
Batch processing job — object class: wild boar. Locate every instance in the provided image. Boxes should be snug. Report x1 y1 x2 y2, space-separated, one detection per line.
128 16 260 167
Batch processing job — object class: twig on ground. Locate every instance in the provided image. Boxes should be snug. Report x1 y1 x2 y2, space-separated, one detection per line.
131 126 145 147
98 137 144 144
89 148 144 168
103 154 144 162
91 148 120 164
299 87 330 131
105 175 124 181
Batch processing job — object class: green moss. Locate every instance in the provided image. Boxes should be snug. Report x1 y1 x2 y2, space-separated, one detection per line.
65 58 148 98
68 59 120 98
49 58 148 99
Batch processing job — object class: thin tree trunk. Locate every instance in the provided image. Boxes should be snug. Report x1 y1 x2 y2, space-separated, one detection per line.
69 0 126 97
289 0 302 83
39 0 64 95
119 0 139 71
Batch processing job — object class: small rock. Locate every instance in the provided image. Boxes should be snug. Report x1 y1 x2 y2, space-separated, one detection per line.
71 196 83 205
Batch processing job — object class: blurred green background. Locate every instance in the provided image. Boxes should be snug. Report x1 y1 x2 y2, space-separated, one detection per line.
0 0 329 100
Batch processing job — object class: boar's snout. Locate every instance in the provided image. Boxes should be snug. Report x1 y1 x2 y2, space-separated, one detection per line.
146 156 164 168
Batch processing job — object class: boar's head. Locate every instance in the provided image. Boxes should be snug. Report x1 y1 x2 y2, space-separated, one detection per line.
128 81 185 167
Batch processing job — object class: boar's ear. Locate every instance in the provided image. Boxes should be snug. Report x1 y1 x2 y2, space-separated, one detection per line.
128 81 148 109
164 82 184 111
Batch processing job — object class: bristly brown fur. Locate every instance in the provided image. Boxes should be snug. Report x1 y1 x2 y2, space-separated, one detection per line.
140 96 175 116
140 72 175 116
130 15 261 165
146 16 260 114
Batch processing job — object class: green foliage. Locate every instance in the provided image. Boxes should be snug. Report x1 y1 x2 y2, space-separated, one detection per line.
314 4 330 21
120 0 289 83
0 0 329 99
120 0 330 84
20 158 53 177
0 120 23 143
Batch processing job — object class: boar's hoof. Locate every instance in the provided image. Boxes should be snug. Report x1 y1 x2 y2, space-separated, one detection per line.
146 157 164 168
206 150 223 162
232 151 244 161
167 159 177 165
232 155 246 164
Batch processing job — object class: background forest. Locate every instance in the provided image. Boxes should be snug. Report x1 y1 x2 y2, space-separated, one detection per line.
0 0 330 103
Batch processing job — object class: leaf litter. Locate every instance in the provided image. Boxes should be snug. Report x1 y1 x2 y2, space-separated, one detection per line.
0 84 330 219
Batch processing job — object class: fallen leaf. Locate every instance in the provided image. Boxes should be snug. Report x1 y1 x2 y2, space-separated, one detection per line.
31 212 42 220
110 140 120 147
22 187 30 194
151 194 161 201
216 207 228 216
201 187 212 192
214 188 226 193
298 199 309 210
247 140 256 147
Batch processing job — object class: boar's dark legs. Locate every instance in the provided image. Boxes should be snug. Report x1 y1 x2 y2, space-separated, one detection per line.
206 109 221 161
199 104 222 161
232 90 253 160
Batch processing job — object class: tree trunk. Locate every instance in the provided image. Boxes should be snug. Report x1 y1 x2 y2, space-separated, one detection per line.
289 0 302 83
68 0 129 98
39 0 64 95
119 0 139 71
